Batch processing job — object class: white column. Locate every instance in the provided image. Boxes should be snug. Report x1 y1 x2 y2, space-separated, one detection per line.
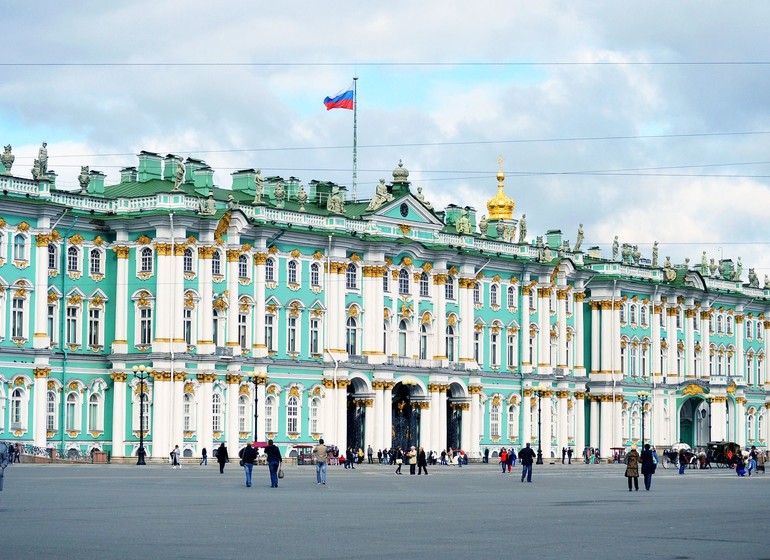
438 385 448 450
151 375 170 458
612 300 622 377
600 301 612 376
373 382 384 451
590 397 600 449
33 236 50 348
362 264 385 363
556 289 568 368
614 395 623 448
171 243 186 354
253 253 267 357
113 246 130 353
433 274 447 361
110 373 127 457
574 392 586 456
32 368 50 448
383 382 394 450
685 309 695 378
522 391 532 446
153 242 173 354
599 397 612 460
700 309 711 379
419 402 431 451
556 390 568 453
590 301 601 375
736 397 747 446
537 287 551 374
666 306 678 381
651 303 662 382
364 400 375 451
469 386 481 457
171 373 185 453
710 396 727 442
226 372 241 454
460 404 471 454
256 376 267 442
226 248 241 350
412 271 421 359
735 315 745 382
197 248 215 354
198 372 214 457
540 391 553 459
458 279 476 367
322 378 336 444
574 293 586 375
336 378 348 448
521 287 533 373
430 384 441 451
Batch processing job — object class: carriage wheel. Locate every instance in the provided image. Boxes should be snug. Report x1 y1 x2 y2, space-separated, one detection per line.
715 453 726 468
661 456 671 469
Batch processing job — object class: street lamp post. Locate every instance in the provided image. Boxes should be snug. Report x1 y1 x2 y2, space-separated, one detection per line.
131 364 150 465
638 391 650 447
250 372 268 442
535 389 544 465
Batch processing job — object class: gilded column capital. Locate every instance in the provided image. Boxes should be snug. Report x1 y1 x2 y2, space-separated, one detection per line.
556 390 570 399
600 300 613 311
173 371 187 382
154 243 172 257
523 388 534 397
413 401 430 410
372 380 386 390
736 397 748 405
227 249 242 262
709 396 727 403
336 379 351 389
574 292 586 302
383 381 396 391
734 315 745 324
614 394 624 403
173 243 188 256
468 385 484 395
151 371 172 382
33 367 51 379
113 245 130 259
110 372 128 383
573 391 586 399
556 289 570 300
225 374 243 385
667 307 680 317
537 287 553 298
433 273 448 285
254 252 268 265
198 246 217 259
322 379 335 389
439 384 450 393
196 373 217 383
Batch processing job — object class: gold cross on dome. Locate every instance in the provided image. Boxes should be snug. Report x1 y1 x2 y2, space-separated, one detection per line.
498 155 504 170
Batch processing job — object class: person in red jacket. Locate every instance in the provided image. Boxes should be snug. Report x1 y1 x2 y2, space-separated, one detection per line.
500 448 508 474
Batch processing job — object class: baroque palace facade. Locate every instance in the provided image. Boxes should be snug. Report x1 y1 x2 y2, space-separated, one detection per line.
0 146 768 461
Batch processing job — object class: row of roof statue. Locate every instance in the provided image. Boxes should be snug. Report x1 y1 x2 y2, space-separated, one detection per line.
4 142 768 289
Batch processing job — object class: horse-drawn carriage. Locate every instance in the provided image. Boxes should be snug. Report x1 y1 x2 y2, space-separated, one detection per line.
706 441 742 468
660 443 699 469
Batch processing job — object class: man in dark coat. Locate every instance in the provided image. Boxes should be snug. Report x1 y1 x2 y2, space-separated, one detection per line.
239 442 258 487
417 447 428 475
264 439 282 488
518 443 537 482
216 442 229 474
640 443 656 491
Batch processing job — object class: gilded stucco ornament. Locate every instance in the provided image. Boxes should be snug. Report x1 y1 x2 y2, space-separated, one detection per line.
486 157 514 221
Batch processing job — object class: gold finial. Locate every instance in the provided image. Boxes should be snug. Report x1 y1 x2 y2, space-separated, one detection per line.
487 157 514 220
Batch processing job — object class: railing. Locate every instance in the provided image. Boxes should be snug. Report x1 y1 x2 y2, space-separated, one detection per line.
386 356 442 368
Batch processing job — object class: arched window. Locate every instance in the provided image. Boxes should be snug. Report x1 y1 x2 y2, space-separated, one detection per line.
11 388 24 427
490 328 500 367
629 304 637 324
65 392 79 432
47 391 57 431
446 324 456 362
346 316 359 355
183 248 194 273
419 323 428 360
288 260 298 284
398 269 410 295
183 393 194 431
88 394 102 432
473 283 481 304
265 258 275 282
48 243 58 270
310 263 321 287
310 317 320 355
641 344 649 377
140 247 153 273
631 409 640 441
212 393 223 433
211 250 221 276
239 254 249 279
630 344 638 377
640 306 648 326
138 305 152 345
346 263 358 290
507 286 516 308
238 395 249 432
67 246 79 272
382 269 389 292
287 315 298 353
726 316 734 336
419 272 430 297
11 295 25 339
13 233 26 261
717 315 723 333
309 397 321 434
445 277 455 300
746 320 753 339
490 284 499 306
507 330 517 369
490 404 500 438
507 404 518 438
398 319 409 358
286 395 299 434
89 249 102 276
265 395 277 433
620 304 627 323
264 314 275 352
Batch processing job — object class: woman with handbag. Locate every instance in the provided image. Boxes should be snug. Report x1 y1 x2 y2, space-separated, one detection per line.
624 445 640 491
264 439 283 488
394 446 404 475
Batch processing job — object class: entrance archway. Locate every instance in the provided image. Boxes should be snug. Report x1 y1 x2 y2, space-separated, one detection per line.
392 382 420 451
679 397 709 447
346 378 370 451
446 382 468 452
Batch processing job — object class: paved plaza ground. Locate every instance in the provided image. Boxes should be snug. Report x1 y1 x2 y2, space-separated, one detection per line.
0 460 768 559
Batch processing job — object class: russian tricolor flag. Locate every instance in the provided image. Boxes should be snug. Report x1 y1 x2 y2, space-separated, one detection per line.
324 84 355 110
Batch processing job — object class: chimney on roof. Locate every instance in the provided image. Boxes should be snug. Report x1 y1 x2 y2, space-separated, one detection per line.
193 167 214 195
231 169 256 195
88 170 106 195
120 167 137 183
137 151 162 182
163 154 181 181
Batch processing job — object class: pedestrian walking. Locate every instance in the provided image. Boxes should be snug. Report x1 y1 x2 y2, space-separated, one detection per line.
217 442 229 473
394 446 404 475
408 446 417 475
171 445 181 469
756 449 765 474
240 442 257 487
500 448 508 473
313 438 328 485
640 443 656 490
367 445 373 464
567 447 573 464
200 447 208 466
264 439 282 488
518 443 536 482
0 440 10 503
14 443 22 463
345 447 355 469
678 449 686 475
417 447 428 475
506 448 514 472
625 444 640 491
562 447 567 464
377 449 383 464
484 447 490 464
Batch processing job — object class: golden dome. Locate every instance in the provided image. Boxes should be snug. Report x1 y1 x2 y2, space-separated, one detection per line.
486 157 514 220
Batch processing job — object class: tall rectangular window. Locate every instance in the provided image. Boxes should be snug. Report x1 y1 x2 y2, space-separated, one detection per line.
139 308 152 345
88 307 101 346
12 298 24 338
48 304 57 344
238 313 248 350
309 319 320 354
183 308 192 345
66 306 78 344
287 316 297 353
265 315 275 351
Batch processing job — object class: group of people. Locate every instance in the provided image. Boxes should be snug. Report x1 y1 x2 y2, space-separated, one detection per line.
734 446 765 476
623 444 658 491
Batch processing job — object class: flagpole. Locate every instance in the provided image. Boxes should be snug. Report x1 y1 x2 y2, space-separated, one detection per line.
352 76 358 202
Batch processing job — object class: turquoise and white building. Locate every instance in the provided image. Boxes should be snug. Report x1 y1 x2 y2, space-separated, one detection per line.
0 146 767 460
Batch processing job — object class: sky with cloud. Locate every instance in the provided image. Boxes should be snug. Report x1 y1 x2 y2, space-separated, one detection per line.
3 1 770 277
